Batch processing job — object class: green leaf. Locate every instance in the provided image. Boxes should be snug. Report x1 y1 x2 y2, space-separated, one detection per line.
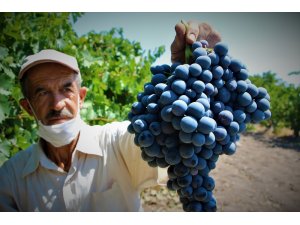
0 46 9 60
0 154 9 166
1 64 15 79
0 88 11 96
0 140 10 157
0 96 10 123
0 69 13 95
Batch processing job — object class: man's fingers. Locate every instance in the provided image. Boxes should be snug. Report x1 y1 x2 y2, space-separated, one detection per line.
171 20 222 63
197 22 221 47
171 22 186 63
171 22 186 52
205 29 222 48
186 21 200 44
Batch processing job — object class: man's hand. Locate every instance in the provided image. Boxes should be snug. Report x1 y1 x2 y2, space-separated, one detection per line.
171 20 221 64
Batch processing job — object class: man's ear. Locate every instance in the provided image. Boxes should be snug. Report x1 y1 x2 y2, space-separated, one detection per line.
79 87 87 109
19 98 34 116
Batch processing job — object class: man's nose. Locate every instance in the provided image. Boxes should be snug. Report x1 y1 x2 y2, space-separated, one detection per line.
51 94 66 111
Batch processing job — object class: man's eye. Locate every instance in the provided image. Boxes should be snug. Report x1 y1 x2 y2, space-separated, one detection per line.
38 90 48 96
64 87 72 92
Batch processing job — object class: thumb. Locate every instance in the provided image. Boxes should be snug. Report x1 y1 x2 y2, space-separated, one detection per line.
170 22 187 63
185 21 200 44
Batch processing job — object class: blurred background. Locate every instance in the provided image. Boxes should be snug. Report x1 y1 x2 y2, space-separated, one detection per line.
73 13 300 85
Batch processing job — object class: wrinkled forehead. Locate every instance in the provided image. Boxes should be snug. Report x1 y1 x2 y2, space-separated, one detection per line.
25 62 77 84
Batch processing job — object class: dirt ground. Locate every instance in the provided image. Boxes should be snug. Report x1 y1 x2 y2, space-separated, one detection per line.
141 132 300 212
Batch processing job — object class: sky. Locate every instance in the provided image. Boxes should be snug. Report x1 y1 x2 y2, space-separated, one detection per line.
73 13 300 85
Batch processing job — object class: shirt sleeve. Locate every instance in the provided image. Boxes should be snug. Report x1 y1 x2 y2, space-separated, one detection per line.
0 162 18 211
113 121 168 191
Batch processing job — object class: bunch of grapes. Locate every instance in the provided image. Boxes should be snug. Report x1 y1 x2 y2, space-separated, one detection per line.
127 40 271 212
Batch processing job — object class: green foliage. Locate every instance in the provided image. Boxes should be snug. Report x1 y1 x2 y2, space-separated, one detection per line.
0 12 164 165
249 72 300 136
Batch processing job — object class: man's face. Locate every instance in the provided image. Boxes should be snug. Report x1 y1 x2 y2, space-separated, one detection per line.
20 63 86 126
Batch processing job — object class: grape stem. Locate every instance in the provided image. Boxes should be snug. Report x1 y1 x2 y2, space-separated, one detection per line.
181 20 192 64
180 19 214 59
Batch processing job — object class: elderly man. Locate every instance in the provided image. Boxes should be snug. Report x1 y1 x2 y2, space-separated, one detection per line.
0 21 220 211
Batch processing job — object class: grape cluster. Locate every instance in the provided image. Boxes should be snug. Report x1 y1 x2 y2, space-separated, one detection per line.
127 40 271 212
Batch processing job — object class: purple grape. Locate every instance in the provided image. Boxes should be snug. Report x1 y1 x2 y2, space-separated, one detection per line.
192 41 202 50
196 55 211 70
256 98 270 111
235 69 248 80
214 42 228 56
180 116 198 133
198 116 217 134
175 65 189 80
200 39 209 47
236 80 248 93
218 110 234 126
237 92 252 107
179 131 193 143
189 63 202 77
193 187 208 201
177 174 193 187
233 110 246 123
154 83 169 95
179 144 195 159
257 87 268 99
159 90 178 105
213 126 228 141
182 154 198 168
223 142 236 155
178 95 191 104
192 80 205 94
230 59 243 73
138 130 154 147
212 65 224 79
193 47 207 59
219 55 231 68
133 119 148 133
151 73 167 85
204 83 215 96
205 132 215 145
160 105 173 122
228 121 240 135
174 163 190 177
247 83 259 97
251 109 265 123
208 52 219 65
144 142 161 157
192 175 204 189
171 79 187 95
192 133 206 146
203 176 215 191
199 70 213 83
172 99 188 116
165 148 181 165
186 102 205 119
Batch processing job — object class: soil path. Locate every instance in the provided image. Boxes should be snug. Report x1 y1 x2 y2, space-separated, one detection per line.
141 133 300 211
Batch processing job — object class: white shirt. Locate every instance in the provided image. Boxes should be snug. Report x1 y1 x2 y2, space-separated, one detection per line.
0 121 166 212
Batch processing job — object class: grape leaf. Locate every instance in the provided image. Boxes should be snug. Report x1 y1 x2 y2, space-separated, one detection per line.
0 97 10 123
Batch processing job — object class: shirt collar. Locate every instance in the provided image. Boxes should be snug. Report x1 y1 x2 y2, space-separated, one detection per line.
75 122 103 157
22 122 103 178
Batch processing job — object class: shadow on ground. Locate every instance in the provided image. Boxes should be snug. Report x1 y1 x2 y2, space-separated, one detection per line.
244 131 300 152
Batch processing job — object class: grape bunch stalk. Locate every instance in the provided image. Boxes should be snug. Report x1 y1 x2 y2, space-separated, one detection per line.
127 39 271 212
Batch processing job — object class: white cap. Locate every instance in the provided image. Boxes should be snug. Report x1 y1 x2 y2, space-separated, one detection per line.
18 49 80 79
